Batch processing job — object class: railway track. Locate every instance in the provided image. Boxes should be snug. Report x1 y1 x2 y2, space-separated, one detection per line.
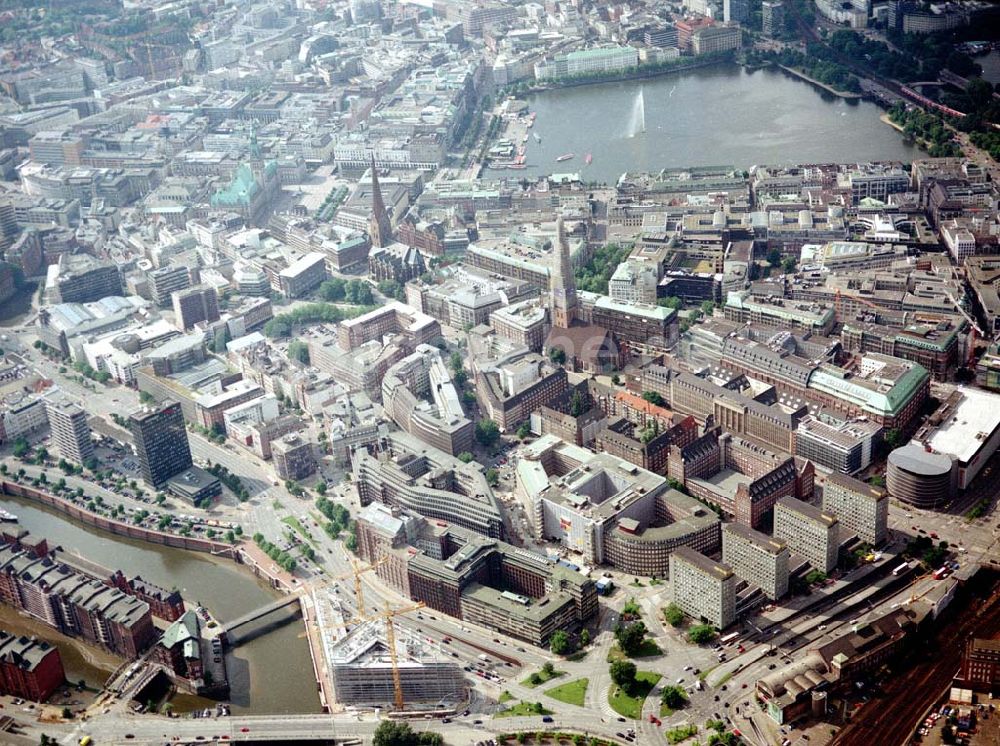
831 575 1000 746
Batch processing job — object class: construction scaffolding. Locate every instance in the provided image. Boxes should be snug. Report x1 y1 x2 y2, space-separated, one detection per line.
327 618 466 708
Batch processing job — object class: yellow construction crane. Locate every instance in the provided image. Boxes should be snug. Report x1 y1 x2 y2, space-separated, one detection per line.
377 602 426 712
304 555 388 617
904 570 934 604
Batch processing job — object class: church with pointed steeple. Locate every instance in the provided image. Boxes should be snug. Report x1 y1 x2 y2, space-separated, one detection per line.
544 215 623 374
550 216 578 329
368 155 393 248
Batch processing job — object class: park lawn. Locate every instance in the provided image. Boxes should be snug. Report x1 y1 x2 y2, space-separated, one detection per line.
607 640 662 662
281 515 316 547
545 678 589 707
697 665 718 682
494 701 554 719
608 671 661 719
499 690 514 703
521 668 564 688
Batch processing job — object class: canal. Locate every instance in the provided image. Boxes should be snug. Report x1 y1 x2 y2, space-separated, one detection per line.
0 493 321 715
497 63 917 183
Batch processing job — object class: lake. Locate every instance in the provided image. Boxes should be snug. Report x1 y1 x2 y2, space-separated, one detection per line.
496 63 917 183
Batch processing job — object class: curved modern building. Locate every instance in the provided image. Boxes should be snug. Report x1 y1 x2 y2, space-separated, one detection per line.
603 494 721 579
353 432 504 539
381 344 474 456
886 443 955 508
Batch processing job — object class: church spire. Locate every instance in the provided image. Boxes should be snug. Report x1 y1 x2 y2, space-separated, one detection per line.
550 215 577 329
368 154 393 248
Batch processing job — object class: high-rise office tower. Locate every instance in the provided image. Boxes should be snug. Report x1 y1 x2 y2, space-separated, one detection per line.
44 394 94 465
129 401 193 487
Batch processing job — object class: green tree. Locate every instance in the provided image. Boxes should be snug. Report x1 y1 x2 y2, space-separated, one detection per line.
549 630 572 655
475 419 501 448
457 452 474 463
263 318 293 338
570 389 585 417
319 278 346 302
767 248 781 267
660 684 688 710
345 279 374 305
884 428 904 449
805 570 827 585
687 624 717 645
288 340 310 364
542 661 555 676
664 603 685 627
12 438 28 458
372 719 439 746
485 468 499 487
580 628 591 647
139 390 156 405
658 296 683 310
641 391 665 407
378 279 405 301
782 257 797 274
516 422 531 440
609 659 637 692
314 481 327 496
622 597 641 618
708 733 739 746
548 346 567 365
615 621 647 656
529 672 543 685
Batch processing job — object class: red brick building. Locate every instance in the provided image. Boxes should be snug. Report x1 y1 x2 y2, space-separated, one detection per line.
110 571 185 622
958 638 1000 691
0 632 65 702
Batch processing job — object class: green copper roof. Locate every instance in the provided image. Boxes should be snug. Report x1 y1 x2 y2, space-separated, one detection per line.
211 161 276 207
161 609 200 653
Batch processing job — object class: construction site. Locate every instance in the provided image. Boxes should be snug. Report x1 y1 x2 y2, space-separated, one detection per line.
326 620 465 709
298 555 468 715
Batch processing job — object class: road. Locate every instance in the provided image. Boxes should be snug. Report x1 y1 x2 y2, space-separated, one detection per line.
60 710 628 745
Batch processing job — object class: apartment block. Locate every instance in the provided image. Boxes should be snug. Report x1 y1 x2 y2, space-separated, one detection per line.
822 472 888 546
773 498 839 573
172 285 220 331
669 546 736 629
44 394 94 466
722 523 789 600
271 433 317 481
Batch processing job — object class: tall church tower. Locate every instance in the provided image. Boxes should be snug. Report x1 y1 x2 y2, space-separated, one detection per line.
368 155 393 248
248 126 265 181
550 216 578 329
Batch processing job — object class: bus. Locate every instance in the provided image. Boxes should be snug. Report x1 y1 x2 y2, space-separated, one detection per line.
720 632 740 645
892 562 909 576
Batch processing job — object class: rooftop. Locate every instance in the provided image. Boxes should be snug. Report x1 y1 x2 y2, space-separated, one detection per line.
916 386 1000 465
